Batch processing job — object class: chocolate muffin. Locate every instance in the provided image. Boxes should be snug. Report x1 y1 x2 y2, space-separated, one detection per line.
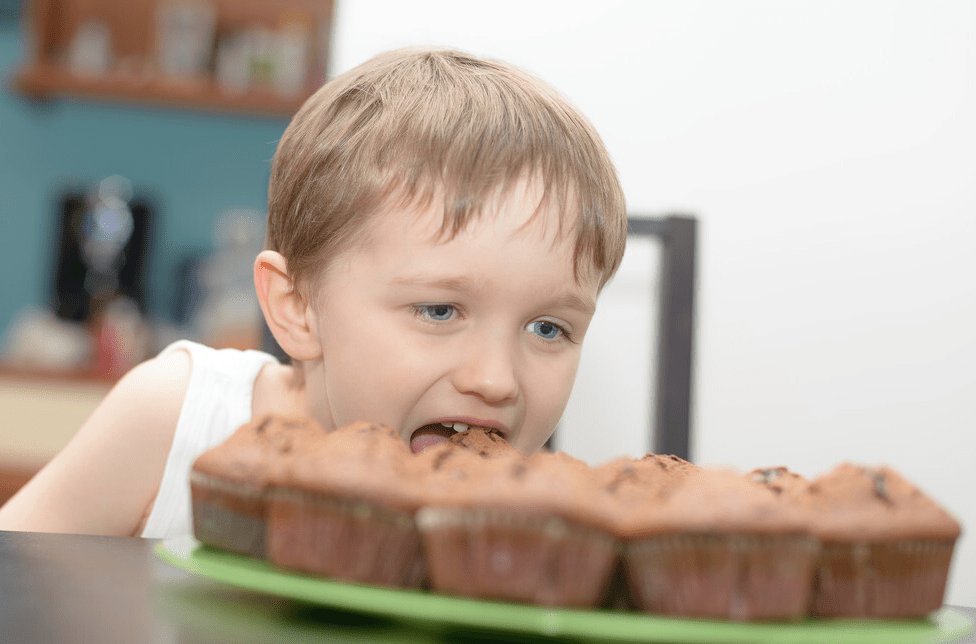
803 463 961 618
190 415 330 557
442 426 523 458
417 450 619 608
618 468 818 621
593 453 702 609
266 421 427 588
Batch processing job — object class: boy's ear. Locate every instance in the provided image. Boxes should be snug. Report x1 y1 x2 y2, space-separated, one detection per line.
254 250 322 361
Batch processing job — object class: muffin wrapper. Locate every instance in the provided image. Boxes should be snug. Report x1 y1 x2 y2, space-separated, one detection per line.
416 507 619 608
624 532 819 621
267 487 425 589
190 474 267 559
812 538 956 618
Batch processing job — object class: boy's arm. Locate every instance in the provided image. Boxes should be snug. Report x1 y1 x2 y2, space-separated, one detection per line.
0 349 191 537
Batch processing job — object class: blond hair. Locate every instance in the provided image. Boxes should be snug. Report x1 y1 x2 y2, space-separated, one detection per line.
267 47 626 293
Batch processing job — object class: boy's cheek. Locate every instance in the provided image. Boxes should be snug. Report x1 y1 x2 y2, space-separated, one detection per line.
529 360 581 419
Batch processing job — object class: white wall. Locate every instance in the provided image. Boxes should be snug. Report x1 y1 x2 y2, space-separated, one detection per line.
560 236 660 464
331 1 976 606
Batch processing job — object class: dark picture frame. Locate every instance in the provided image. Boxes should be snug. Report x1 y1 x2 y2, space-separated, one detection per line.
627 215 697 461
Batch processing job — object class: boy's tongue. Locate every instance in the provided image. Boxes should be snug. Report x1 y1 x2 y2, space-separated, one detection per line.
410 423 455 454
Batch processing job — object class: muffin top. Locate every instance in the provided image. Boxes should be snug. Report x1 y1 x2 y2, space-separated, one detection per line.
412 429 521 484
444 427 523 458
191 414 331 485
596 453 700 498
193 416 963 546
276 421 426 512
801 462 961 541
616 468 812 539
420 448 616 532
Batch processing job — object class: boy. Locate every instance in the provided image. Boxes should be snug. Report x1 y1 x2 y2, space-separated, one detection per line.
0 47 627 538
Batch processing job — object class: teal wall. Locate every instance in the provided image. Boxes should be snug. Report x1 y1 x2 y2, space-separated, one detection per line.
0 16 289 336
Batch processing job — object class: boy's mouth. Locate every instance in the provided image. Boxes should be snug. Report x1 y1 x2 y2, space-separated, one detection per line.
409 422 503 454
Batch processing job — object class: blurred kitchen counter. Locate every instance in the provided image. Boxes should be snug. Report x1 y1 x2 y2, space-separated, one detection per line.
0 366 112 504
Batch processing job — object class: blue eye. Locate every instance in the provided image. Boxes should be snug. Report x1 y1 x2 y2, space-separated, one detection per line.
526 320 565 340
416 304 456 322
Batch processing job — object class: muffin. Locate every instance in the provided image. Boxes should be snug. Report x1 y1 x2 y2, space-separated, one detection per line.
595 453 701 500
190 415 330 557
416 450 619 608
802 463 961 618
266 421 428 589
440 425 523 459
617 468 818 621
593 453 702 609
410 427 523 490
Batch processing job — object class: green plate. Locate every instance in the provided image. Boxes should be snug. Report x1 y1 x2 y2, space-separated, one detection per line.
156 536 972 644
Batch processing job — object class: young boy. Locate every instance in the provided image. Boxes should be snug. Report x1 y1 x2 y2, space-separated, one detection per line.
0 47 627 539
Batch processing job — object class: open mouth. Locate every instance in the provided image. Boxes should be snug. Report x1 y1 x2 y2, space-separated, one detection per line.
409 422 503 454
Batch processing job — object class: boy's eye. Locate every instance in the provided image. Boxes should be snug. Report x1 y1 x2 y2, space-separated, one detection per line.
415 304 456 322
526 320 566 341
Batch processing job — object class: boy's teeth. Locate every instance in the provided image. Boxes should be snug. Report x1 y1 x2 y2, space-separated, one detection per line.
439 422 471 432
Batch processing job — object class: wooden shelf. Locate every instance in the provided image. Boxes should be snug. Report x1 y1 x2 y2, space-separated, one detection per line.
15 61 309 118
0 367 112 491
0 463 37 507
0 362 117 386
15 0 334 118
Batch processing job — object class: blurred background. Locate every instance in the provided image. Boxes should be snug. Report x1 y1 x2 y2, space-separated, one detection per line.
1 0 974 605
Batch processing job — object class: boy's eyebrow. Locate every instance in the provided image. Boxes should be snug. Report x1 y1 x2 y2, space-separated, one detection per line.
390 274 596 314
547 291 597 315
391 275 471 292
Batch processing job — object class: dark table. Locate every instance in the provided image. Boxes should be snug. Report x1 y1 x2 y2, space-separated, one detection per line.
1 530 973 644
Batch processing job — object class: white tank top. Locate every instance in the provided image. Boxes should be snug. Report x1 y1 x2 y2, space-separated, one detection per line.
140 340 278 539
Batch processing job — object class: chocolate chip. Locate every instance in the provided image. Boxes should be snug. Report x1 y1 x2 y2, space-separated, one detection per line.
605 466 637 493
432 450 452 471
871 470 892 504
751 468 783 484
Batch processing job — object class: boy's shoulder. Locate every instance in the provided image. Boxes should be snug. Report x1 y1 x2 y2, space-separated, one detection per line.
121 346 193 403
156 339 280 381
99 348 195 442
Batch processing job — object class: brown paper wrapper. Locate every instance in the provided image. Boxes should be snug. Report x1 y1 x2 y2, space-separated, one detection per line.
812 538 956 618
624 532 819 621
267 487 425 589
417 507 619 608
190 473 268 558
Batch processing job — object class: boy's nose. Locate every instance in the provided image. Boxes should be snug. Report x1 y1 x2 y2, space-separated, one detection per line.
450 334 520 404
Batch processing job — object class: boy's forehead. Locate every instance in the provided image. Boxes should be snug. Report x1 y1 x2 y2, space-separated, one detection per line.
341 175 603 289
377 176 579 244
